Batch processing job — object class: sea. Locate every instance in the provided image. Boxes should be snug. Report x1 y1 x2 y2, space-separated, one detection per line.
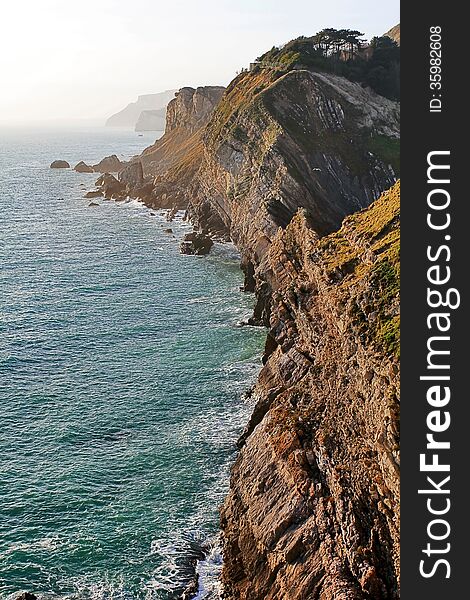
0 126 265 600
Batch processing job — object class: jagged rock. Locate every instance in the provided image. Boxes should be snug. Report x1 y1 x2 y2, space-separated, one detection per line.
180 232 213 255
119 161 144 187
93 154 125 173
84 190 103 198
95 173 126 199
166 207 177 221
180 574 199 600
165 86 226 135
74 161 94 173
88 202 100 207
50 160 70 169
15 593 37 600
164 228 173 234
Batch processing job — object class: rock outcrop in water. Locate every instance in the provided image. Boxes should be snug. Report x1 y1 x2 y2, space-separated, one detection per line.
74 161 94 173
50 160 70 169
93 154 125 173
96 35 400 598
180 231 214 255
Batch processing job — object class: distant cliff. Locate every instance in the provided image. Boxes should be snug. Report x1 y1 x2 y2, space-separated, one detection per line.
135 108 167 131
105 90 176 128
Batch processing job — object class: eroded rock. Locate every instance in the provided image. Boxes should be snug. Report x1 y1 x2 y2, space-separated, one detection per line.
180 232 213 255
93 154 125 173
74 161 94 173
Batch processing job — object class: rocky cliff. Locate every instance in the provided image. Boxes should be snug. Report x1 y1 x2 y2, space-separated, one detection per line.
94 86 226 209
189 68 399 321
97 46 400 598
384 24 400 46
221 182 400 600
183 64 400 599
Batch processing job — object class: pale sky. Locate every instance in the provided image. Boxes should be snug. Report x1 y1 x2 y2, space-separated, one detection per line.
0 0 399 125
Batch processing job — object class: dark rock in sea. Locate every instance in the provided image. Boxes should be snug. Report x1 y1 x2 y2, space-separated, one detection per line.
84 190 103 198
180 573 199 600
164 228 173 234
15 593 37 600
150 212 156 216
88 202 100 207
74 161 94 173
180 232 213 255
95 173 126 200
93 154 125 173
166 207 177 222
50 160 70 169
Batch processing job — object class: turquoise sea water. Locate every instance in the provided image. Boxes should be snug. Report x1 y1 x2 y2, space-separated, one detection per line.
0 128 264 599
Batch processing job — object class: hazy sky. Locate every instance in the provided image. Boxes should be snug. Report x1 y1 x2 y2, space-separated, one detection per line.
0 0 399 125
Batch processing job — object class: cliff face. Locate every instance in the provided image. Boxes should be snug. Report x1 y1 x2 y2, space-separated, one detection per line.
103 57 401 598
221 182 400 600
139 86 226 178
384 24 400 46
180 67 400 599
189 68 399 321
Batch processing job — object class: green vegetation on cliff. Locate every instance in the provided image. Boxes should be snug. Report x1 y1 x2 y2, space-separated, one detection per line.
319 180 400 357
256 29 400 100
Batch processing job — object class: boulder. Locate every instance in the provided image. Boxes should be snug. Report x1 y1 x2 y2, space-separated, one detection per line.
88 202 100 207
50 160 70 169
74 161 94 173
164 228 173 234
180 232 213 255
84 190 103 198
118 161 144 187
93 154 124 173
15 594 37 600
95 173 126 200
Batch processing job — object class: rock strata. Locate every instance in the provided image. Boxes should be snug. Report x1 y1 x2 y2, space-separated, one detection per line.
221 182 400 600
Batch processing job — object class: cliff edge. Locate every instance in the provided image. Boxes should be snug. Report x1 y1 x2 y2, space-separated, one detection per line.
96 35 401 598
221 182 400 599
